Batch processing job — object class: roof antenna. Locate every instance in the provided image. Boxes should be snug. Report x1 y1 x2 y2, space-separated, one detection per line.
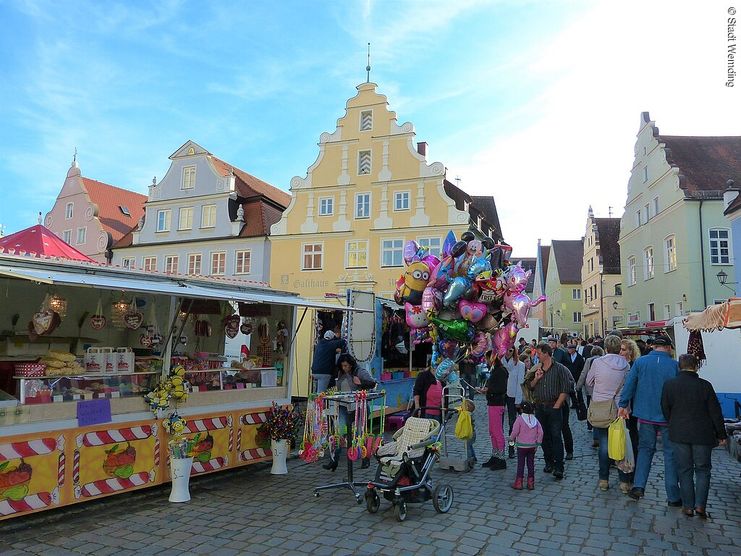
455 176 462 187
37 211 42 225
366 42 371 83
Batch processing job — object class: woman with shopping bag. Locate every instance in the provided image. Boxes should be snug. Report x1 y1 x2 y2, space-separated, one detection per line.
585 335 632 493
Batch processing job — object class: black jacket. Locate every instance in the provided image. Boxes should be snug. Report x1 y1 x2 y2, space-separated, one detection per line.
485 364 508 406
661 371 727 445
563 352 585 382
311 338 346 374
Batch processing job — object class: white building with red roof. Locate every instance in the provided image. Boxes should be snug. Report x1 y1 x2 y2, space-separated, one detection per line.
44 156 146 262
111 140 290 284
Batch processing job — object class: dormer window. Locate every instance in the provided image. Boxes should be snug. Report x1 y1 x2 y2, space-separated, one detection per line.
182 166 196 190
360 110 373 131
119 206 130 216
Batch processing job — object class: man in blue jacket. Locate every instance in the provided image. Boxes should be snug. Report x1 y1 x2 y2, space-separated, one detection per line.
618 336 680 504
311 328 346 393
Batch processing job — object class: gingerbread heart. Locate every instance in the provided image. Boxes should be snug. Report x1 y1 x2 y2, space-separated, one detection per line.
224 315 240 339
240 323 253 336
124 310 144 330
90 315 106 330
140 334 152 347
33 310 55 335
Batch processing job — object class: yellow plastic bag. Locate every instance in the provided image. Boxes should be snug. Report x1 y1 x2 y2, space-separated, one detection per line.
455 406 473 440
608 418 626 461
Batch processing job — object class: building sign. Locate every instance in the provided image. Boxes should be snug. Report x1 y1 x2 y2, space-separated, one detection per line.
627 312 640 326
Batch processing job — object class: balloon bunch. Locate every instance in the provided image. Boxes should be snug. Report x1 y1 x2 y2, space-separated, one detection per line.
394 231 546 383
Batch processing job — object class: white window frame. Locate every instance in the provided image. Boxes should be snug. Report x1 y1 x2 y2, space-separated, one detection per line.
644 204 650 222
62 229 72 244
178 207 194 230
143 256 157 273
643 166 648 183
355 193 371 219
653 196 659 216
181 165 196 190
573 311 582 324
65 203 73 220
663 304 671 319
201 205 217 228
628 256 637 286
319 197 334 216
381 239 404 267
165 255 179 275
394 191 410 212
156 209 171 232
643 246 654 280
76 227 86 245
647 302 656 322
187 253 202 275
121 257 135 269
345 240 368 269
417 237 442 257
664 235 677 272
359 110 373 132
572 288 581 300
302 243 323 271
358 150 372 176
709 228 732 265
635 210 642 227
210 251 226 275
235 250 252 275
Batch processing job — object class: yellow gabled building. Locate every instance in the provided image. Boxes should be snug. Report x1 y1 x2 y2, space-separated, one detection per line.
269 81 503 397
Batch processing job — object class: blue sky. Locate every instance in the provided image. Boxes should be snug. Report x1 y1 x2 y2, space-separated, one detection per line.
0 0 738 256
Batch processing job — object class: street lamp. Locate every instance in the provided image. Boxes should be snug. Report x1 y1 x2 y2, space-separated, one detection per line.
716 270 738 293
612 301 619 310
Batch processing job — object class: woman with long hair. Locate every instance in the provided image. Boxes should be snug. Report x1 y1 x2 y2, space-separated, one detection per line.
477 352 509 470
620 338 642 472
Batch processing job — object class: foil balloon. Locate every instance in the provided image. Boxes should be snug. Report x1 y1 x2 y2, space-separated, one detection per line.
443 276 469 307
504 292 547 327
503 262 531 295
470 331 492 358
451 240 467 259
490 242 514 270
421 286 442 313
458 299 487 323
403 240 422 265
437 338 459 359
429 255 454 290
411 328 432 345
446 370 460 384
395 261 430 305
442 231 457 257
467 253 491 280
421 254 441 274
405 302 429 329
434 358 457 381
493 321 519 357
476 313 499 331
466 240 483 257
428 315 474 343
461 231 475 242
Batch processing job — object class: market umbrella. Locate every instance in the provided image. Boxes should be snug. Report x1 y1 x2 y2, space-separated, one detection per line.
0 224 94 262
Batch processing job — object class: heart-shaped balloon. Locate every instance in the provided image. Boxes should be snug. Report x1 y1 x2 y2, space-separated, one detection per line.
458 299 487 323
90 314 106 330
124 310 144 330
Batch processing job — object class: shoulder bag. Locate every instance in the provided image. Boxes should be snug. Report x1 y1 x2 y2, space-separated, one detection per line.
587 373 626 429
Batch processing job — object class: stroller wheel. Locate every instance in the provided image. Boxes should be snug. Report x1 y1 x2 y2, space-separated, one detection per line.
394 500 407 522
365 489 380 513
432 483 454 513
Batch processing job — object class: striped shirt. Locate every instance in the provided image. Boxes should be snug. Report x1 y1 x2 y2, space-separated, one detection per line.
526 361 573 404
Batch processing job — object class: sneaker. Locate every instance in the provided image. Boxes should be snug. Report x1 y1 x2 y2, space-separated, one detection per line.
598 479 609 491
565 452 574 461
490 458 507 470
512 478 523 490
667 500 683 508
527 477 535 490
628 487 644 500
553 469 564 480
482 456 497 468
543 465 553 474
619 482 631 494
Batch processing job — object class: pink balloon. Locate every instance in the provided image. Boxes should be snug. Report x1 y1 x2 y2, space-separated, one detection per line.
421 254 440 274
405 302 429 329
470 331 491 358
493 322 519 357
458 299 487 323
404 240 421 265
429 255 454 290
422 286 442 313
503 263 531 295
466 240 483 256
504 292 546 327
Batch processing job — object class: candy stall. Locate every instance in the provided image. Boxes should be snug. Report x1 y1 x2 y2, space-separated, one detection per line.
0 253 359 520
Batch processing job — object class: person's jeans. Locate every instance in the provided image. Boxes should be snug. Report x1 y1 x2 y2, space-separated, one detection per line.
634 422 681 502
535 406 564 472
516 447 536 479
561 404 573 454
673 442 713 509
506 396 518 434
626 416 639 480
594 427 630 482
313 374 331 394
487 405 506 456
467 428 477 460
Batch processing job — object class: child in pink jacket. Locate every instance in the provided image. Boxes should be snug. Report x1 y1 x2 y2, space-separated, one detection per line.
508 401 544 490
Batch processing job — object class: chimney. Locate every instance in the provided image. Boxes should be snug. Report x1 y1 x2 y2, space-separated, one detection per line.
417 142 428 157
723 179 739 211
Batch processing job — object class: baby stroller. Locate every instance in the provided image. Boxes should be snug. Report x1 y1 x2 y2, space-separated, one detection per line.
363 410 454 521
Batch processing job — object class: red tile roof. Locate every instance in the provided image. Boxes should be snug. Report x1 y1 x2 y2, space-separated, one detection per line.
210 156 291 208
660 136 741 199
83 178 147 243
0 224 94 261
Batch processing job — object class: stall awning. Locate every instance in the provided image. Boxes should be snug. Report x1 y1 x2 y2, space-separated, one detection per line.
683 298 741 331
0 263 371 313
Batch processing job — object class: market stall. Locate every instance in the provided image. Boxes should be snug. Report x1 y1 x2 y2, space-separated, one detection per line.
0 253 362 520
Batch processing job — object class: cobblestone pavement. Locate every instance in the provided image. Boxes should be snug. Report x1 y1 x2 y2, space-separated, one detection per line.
1 402 739 556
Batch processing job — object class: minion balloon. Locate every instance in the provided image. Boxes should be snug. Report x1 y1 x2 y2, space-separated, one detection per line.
394 261 430 305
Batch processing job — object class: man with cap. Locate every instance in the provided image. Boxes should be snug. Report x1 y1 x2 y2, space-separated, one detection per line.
311 324 347 393
618 335 680 504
